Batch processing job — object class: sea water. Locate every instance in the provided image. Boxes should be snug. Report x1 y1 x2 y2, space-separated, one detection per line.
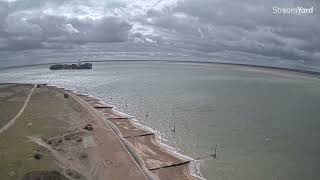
1 61 320 180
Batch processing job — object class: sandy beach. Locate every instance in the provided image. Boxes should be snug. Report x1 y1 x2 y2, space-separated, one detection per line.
0 83 195 180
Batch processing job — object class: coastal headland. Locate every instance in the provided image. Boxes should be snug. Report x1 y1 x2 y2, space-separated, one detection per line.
0 83 194 180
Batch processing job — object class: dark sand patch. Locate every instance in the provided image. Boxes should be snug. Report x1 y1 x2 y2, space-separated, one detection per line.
151 163 194 180
107 117 153 138
126 134 189 170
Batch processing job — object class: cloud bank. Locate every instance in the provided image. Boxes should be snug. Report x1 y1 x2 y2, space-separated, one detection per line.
0 0 319 67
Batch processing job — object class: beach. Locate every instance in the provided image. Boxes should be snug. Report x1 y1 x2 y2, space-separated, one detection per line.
0 83 194 180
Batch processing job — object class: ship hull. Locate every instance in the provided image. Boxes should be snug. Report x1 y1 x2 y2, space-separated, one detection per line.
49 63 92 70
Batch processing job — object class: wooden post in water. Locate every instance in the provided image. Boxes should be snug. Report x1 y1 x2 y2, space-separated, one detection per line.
171 108 176 133
171 118 176 133
213 144 218 159
209 144 218 159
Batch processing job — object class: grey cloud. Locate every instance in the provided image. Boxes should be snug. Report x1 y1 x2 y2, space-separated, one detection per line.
0 0 132 50
0 0 319 68
142 0 320 62
2 14 132 50
0 2 9 28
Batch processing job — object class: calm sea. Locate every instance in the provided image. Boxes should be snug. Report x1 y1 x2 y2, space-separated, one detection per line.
1 61 320 180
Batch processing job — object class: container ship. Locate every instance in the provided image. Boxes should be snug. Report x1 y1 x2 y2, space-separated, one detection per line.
49 62 92 70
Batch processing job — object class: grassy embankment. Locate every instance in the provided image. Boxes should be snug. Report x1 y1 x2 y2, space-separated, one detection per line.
0 84 33 128
0 85 84 179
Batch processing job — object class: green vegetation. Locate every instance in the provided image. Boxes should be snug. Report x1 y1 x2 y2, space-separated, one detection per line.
0 85 82 179
0 84 32 128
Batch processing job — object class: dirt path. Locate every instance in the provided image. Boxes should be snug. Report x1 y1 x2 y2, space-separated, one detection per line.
0 84 36 134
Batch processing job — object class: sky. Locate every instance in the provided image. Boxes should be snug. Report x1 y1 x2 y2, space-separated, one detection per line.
0 0 319 70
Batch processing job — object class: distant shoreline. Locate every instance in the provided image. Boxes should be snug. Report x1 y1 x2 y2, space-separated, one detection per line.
0 60 319 77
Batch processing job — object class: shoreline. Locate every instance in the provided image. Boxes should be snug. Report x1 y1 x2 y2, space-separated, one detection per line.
103 104 204 179
66 89 154 180
95 97 204 179
68 86 199 180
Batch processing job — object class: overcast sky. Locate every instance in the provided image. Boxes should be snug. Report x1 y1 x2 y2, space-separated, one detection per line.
0 0 319 69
